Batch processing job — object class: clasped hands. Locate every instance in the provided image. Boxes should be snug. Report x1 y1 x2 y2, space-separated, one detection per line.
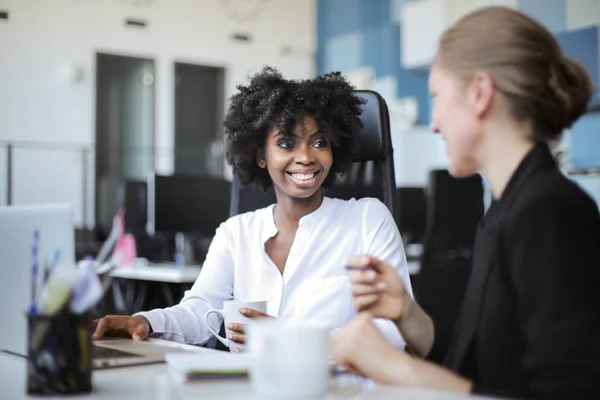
332 255 415 382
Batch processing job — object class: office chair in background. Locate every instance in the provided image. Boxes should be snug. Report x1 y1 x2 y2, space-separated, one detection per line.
206 90 397 351
395 187 427 246
414 169 483 362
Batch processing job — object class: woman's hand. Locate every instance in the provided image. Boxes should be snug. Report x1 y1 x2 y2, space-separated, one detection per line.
332 313 409 384
333 313 473 393
226 308 273 352
92 315 150 341
348 255 411 323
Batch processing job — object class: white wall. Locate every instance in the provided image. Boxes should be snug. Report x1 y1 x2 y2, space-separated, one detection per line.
391 126 449 187
0 0 316 226
566 0 600 29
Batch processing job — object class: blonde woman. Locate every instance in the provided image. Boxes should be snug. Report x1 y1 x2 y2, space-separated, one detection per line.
333 6 600 399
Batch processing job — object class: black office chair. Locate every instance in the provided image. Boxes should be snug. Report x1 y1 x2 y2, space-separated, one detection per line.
205 90 398 351
414 169 484 362
395 187 427 247
229 90 397 216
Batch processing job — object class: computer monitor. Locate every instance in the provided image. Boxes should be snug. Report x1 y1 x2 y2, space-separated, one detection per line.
147 174 231 237
118 180 148 235
396 187 427 244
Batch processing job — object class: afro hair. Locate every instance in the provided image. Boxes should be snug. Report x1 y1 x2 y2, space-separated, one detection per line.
223 66 365 189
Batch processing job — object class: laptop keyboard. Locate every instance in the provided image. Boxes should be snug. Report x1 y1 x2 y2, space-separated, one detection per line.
93 345 142 359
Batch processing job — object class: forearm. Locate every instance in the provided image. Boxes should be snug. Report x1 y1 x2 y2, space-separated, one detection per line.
135 297 215 345
372 318 406 348
395 298 435 358
396 352 472 394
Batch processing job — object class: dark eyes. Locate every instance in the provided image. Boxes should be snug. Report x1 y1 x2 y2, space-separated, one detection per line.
276 139 329 149
277 139 294 149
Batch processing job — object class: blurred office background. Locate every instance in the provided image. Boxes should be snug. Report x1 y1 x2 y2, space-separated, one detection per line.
0 1 599 315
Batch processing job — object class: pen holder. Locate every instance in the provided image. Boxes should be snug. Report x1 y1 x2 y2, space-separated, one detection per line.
26 312 93 395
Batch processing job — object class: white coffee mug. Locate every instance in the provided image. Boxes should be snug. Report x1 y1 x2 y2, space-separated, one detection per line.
247 320 331 398
204 300 267 350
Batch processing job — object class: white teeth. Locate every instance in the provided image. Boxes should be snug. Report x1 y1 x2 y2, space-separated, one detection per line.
290 172 317 181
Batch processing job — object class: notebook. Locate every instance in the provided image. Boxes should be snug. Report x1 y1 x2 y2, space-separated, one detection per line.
165 352 249 382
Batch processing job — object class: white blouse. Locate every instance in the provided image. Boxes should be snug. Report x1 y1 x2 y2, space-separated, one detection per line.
138 197 412 347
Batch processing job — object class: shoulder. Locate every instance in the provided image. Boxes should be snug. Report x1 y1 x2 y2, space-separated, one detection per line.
510 170 598 223
326 197 394 227
328 196 390 214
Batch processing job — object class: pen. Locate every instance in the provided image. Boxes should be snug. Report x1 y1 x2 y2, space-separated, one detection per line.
50 250 61 277
30 229 40 314
344 264 378 272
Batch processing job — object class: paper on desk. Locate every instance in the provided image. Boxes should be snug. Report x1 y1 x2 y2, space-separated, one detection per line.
71 261 103 314
165 352 249 382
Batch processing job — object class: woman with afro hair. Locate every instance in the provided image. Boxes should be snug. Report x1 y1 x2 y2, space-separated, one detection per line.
93 67 412 352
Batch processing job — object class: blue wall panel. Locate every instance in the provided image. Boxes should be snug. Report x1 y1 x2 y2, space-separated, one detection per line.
360 0 392 29
396 67 429 125
323 32 364 73
362 24 399 77
319 0 362 38
317 0 600 167
395 21 429 125
317 0 430 124
519 0 566 33
556 26 599 98
570 113 600 168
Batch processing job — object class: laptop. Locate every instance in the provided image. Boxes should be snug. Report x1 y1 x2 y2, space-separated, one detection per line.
0 203 213 369
92 337 215 369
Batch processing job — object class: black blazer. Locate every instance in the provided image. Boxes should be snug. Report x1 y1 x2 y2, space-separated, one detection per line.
429 143 600 399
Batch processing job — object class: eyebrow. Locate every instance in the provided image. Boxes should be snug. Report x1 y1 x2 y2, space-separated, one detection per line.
274 129 323 138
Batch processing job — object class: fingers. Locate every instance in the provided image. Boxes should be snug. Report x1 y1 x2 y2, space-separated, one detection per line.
92 316 146 341
92 318 109 340
347 255 391 285
226 331 245 344
353 294 380 312
351 282 386 297
130 315 150 341
239 308 271 319
339 364 363 376
347 255 378 270
227 323 247 344
227 323 245 334
348 269 379 284
130 324 147 341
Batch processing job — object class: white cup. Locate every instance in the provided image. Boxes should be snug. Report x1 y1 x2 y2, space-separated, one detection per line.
204 300 267 350
247 320 331 398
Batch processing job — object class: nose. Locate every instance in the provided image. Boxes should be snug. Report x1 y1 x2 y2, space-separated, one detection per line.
429 120 440 134
294 143 315 165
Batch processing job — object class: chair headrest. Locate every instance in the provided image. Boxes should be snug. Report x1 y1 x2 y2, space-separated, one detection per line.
354 90 392 161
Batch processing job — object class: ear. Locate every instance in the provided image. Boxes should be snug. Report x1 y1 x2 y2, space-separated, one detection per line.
256 149 266 168
469 71 494 118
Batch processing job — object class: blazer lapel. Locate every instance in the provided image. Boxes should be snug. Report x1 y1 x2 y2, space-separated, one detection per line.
444 223 498 371
444 143 556 372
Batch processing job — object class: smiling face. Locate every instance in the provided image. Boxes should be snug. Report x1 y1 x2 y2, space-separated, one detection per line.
258 115 332 202
429 61 485 177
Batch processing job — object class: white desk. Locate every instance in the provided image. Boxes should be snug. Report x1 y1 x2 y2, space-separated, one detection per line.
107 264 201 315
109 264 202 284
0 351 490 400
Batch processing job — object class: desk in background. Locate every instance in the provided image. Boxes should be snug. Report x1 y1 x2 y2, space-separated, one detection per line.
107 263 202 316
110 263 202 283
0 351 494 400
